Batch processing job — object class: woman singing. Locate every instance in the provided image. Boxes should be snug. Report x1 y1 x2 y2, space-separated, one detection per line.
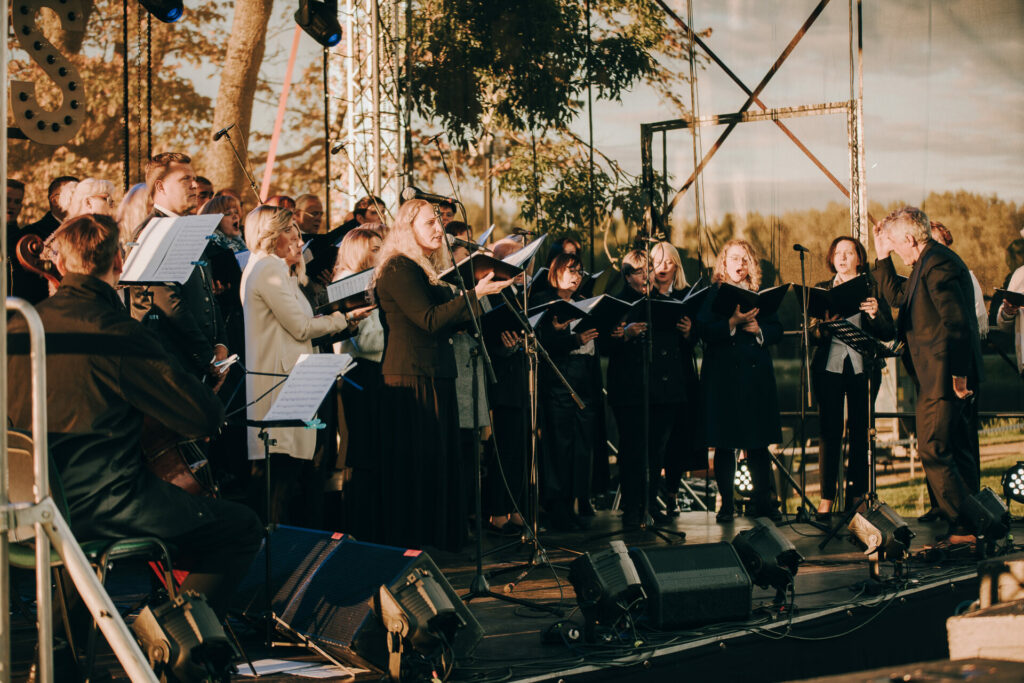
241 206 363 526
699 239 783 523
810 236 894 520
530 252 601 531
372 199 512 551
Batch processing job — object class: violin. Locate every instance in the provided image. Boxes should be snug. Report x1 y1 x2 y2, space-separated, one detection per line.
15 233 62 292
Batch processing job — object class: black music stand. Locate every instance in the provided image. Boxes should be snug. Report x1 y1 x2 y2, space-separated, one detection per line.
817 319 902 550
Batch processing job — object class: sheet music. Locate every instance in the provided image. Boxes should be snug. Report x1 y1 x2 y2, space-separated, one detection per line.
326 268 373 303
477 225 495 246
120 214 222 284
262 354 355 423
528 311 544 327
236 250 251 271
301 240 314 264
575 295 603 313
503 233 547 268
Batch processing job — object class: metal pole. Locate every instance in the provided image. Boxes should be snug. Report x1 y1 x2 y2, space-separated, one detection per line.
585 0 595 270
856 0 867 235
370 0 382 197
484 136 493 227
0 3 10 674
324 47 331 231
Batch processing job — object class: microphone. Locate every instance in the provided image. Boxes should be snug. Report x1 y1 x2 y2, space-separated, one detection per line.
330 141 344 155
511 227 537 236
793 243 810 253
423 132 445 144
213 123 235 142
401 186 460 205
446 235 485 252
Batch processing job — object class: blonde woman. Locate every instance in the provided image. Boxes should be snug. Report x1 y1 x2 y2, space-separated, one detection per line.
333 227 385 540
116 183 150 247
698 239 783 523
372 198 512 551
651 240 688 293
241 206 363 525
62 177 118 219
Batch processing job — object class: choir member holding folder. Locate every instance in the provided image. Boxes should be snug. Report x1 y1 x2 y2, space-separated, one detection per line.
241 206 365 526
333 227 385 541
605 248 695 528
372 199 513 551
698 239 784 523
807 236 894 520
530 251 601 531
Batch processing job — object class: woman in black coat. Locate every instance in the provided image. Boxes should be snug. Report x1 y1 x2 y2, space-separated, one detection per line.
698 239 783 522
372 199 512 551
810 236 895 520
530 252 601 531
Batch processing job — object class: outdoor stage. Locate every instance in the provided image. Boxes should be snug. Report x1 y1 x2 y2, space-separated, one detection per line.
10 509 1015 682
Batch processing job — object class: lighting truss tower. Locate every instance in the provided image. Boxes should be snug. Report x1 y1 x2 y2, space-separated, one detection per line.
336 0 405 215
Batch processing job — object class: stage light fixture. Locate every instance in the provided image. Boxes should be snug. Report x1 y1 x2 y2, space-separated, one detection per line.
732 518 804 592
295 0 343 48
963 487 1011 541
379 566 460 655
568 540 645 638
848 501 914 560
734 460 754 499
131 592 236 681
139 0 184 23
1002 462 1024 504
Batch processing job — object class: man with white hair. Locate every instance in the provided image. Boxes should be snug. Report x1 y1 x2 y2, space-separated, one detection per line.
872 206 982 546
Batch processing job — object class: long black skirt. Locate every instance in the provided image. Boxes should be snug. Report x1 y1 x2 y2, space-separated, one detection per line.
377 374 468 552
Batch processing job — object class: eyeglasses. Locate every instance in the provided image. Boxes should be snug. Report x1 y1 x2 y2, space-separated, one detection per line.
90 194 115 207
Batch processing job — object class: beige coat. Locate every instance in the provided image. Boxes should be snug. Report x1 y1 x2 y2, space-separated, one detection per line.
241 253 348 460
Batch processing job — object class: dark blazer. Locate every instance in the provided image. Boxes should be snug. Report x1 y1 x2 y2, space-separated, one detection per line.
6 274 225 540
698 282 783 449
24 211 61 241
873 242 982 400
809 274 895 376
604 285 698 407
375 254 481 378
128 210 227 376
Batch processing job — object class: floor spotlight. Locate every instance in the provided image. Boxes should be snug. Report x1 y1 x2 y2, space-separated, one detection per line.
295 0 343 47
1002 461 1024 505
963 487 1011 544
568 541 645 640
139 0 184 23
848 500 914 560
732 518 803 593
379 566 460 656
735 460 754 499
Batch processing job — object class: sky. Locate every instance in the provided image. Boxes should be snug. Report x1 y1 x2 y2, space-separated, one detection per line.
247 0 1023 222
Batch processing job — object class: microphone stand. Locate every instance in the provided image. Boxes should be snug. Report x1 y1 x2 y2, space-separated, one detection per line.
215 126 262 205
776 246 828 532
330 143 394 225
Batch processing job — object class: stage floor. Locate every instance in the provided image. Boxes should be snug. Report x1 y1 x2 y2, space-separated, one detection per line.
10 508 1018 682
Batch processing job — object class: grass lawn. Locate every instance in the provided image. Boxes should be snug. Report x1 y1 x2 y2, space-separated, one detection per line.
872 453 1021 517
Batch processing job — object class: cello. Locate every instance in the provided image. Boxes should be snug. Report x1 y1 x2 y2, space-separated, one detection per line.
15 232 219 497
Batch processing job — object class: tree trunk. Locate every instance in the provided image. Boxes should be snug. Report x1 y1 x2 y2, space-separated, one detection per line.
208 0 274 206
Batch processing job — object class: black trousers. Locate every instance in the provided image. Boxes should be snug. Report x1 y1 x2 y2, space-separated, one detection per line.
253 454 324 528
715 447 773 514
612 402 679 514
487 405 528 517
917 393 981 531
813 363 869 502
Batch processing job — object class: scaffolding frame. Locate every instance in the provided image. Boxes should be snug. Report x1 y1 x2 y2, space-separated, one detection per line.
642 0 868 251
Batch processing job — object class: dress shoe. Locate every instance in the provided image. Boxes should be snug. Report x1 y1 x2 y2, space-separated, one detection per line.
663 495 681 517
715 509 734 523
917 507 944 523
485 521 522 537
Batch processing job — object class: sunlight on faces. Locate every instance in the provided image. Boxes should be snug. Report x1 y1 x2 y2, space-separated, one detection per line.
6 185 24 224
412 206 444 254
157 162 199 214
831 239 861 279
725 245 751 284
438 205 455 225
196 181 214 208
363 204 381 224
218 204 242 236
556 262 583 292
296 198 324 234
652 249 676 285
274 225 303 268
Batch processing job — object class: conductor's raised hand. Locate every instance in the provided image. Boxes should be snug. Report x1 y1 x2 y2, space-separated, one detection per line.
473 271 514 298
873 220 891 259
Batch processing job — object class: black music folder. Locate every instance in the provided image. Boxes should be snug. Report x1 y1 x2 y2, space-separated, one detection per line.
675 280 710 319
573 294 631 335
711 282 791 319
440 252 523 287
993 288 1024 309
302 235 339 285
626 298 689 332
527 298 586 327
793 274 871 319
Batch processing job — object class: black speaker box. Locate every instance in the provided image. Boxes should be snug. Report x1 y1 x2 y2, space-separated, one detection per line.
232 526 483 671
628 542 752 629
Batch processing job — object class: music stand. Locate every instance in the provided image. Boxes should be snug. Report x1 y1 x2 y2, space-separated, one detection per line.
816 320 901 550
245 353 356 666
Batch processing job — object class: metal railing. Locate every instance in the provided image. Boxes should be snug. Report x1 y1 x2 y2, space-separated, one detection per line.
1 298 157 682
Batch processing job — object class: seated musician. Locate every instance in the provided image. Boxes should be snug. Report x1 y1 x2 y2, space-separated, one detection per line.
5 214 262 618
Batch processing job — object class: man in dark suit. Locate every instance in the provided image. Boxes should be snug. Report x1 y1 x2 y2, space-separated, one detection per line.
24 175 77 240
129 152 229 383
872 206 982 544
6 214 261 618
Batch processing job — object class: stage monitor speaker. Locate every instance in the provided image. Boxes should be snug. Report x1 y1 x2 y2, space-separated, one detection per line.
628 542 752 629
232 525 483 671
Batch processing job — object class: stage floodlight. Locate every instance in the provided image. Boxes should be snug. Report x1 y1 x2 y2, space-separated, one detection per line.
295 0 343 47
848 501 914 560
380 567 460 655
139 0 184 23
1002 462 1024 504
734 460 754 499
131 592 236 681
732 518 804 591
963 487 1011 541
569 540 645 635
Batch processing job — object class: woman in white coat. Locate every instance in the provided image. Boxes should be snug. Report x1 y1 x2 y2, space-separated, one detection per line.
241 205 357 525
